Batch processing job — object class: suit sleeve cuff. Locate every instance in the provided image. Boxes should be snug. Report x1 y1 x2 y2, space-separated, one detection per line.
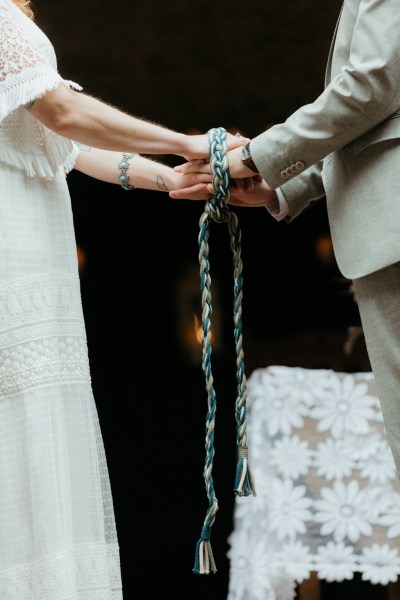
266 187 290 221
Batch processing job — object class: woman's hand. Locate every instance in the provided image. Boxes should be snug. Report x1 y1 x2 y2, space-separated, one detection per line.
168 170 213 199
180 132 249 161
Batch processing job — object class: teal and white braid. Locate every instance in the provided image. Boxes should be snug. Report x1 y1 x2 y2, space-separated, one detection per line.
193 127 255 576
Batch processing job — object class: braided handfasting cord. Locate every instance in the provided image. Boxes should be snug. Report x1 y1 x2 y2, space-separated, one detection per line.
193 127 256 576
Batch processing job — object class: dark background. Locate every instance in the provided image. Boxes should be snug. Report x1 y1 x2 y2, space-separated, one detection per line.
33 1 373 598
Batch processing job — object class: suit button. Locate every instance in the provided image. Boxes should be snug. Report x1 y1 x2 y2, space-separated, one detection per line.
281 170 289 179
290 164 297 173
296 161 304 170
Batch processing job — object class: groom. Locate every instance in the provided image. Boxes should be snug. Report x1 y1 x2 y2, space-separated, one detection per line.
171 0 400 476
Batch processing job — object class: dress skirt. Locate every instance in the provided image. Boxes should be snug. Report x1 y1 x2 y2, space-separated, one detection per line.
0 161 122 600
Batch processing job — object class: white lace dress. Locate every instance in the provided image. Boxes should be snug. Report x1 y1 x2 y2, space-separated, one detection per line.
0 2 123 599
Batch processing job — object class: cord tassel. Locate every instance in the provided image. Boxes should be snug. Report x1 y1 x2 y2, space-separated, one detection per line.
234 446 256 497
193 514 218 574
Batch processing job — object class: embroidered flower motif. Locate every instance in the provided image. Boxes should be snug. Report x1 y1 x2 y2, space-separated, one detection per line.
361 486 395 522
314 541 357 581
247 422 274 457
314 480 372 543
262 366 334 408
238 367 400 596
310 373 375 438
378 492 400 539
268 479 313 541
227 530 283 600
275 541 313 582
270 435 313 480
341 430 381 461
359 440 397 484
360 544 400 585
263 391 309 437
233 467 272 529
313 438 354 481
247 368 360 440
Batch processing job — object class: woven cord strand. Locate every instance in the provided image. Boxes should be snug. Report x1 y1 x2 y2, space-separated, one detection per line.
193 210 219 575
229 213 256 498
193 127 255 575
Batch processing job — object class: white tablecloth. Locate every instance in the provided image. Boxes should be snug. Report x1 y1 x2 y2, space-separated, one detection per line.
227 366 400 600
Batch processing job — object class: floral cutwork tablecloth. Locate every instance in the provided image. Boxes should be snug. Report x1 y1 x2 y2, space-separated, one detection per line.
227 366 400 600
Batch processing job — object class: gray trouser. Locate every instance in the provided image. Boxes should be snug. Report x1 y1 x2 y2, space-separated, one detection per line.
353 261 400 474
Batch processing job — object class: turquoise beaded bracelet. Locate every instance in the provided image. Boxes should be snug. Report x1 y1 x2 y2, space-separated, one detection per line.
118 153 137 190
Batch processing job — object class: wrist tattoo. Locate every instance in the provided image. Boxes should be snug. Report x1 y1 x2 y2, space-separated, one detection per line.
24 99 36 112
157 175 169 192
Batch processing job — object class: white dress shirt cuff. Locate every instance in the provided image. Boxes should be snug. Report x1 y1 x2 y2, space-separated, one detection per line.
266 187 290 221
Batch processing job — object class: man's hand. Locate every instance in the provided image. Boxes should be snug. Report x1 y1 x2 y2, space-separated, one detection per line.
174 144 256 177
169 173 256 201
228 176 279 208
169 174 278 208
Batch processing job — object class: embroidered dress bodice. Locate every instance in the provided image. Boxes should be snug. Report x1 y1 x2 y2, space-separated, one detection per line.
0 0 80 178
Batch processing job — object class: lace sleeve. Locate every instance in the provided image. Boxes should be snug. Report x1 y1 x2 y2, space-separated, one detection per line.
0 0 79 122
0 0 83 178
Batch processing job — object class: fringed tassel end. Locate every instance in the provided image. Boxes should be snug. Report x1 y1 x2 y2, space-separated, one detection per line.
193 524 217 574
234 446 256 497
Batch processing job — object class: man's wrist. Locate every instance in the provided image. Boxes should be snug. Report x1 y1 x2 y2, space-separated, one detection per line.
241 142 260 174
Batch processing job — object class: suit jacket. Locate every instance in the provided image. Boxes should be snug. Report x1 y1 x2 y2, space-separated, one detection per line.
250 0 400 280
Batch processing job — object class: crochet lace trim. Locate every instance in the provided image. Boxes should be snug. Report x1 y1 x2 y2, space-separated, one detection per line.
0 0 82 178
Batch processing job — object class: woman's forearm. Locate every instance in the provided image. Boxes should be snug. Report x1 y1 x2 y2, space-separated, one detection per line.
31 85 207 159
74 147 212 194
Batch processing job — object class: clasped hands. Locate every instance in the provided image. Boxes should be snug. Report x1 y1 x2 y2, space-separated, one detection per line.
171 131 278 209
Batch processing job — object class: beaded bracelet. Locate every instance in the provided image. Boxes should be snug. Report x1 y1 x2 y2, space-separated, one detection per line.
118 152 137 190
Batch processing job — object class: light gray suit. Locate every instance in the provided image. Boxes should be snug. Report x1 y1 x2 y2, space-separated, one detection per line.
252 0 400 281
250 0 400 471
